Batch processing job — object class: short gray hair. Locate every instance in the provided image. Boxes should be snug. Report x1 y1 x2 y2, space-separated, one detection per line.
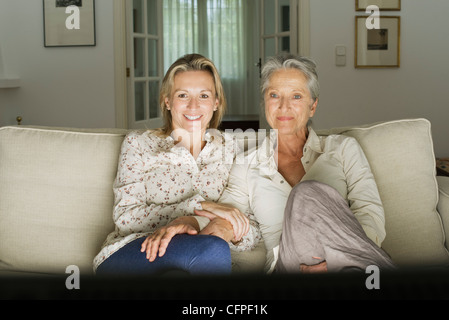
261 53 320 102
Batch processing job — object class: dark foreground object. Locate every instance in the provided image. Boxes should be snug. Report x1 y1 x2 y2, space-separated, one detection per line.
1 268 448 300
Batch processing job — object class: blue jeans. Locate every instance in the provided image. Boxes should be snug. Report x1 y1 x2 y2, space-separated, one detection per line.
96 234 232 275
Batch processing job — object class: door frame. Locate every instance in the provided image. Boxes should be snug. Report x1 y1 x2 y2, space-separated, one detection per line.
298 0 311 56
113 0 127 129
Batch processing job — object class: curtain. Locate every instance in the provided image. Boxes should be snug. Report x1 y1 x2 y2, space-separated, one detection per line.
163 0 249 115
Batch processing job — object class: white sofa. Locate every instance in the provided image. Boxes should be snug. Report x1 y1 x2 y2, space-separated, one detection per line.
0 119 448 283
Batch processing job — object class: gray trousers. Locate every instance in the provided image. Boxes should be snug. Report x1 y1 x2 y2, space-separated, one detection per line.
276 180 396 273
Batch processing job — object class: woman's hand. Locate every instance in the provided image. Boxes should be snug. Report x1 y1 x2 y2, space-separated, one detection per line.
141 216 199 262
195 201 249 241
300 260 328 273
199 217 235 243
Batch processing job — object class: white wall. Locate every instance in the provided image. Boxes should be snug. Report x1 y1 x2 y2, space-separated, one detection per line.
1 0 448 157
308 0 449 157
0 0 116 128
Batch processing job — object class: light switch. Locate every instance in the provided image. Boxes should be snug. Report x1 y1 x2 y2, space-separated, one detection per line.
336 45 346 56
335 45 346 66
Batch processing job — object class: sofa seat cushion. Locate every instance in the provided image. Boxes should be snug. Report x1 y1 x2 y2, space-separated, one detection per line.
0 126 127 274
318 118 449 268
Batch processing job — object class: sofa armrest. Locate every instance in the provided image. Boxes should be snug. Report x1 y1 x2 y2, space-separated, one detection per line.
437 176 449 249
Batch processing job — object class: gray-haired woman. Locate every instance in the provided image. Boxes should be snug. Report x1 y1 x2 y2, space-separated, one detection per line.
197 53 396 274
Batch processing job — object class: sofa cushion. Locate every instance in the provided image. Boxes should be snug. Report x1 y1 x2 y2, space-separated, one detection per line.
0 126 127 274
318 118 449 268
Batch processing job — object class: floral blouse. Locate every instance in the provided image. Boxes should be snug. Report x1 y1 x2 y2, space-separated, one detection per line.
93 129 260 272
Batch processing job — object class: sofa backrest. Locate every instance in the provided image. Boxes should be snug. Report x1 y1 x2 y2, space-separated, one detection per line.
317 118 449 268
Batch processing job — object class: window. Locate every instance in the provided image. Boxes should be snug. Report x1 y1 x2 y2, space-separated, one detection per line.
162 0 251 116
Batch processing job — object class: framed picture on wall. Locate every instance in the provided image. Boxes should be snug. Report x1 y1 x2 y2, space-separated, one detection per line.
43 0 96 47
355 16 400 68
356 0 401 11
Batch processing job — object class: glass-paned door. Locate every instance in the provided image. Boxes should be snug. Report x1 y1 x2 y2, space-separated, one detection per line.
260 0 297 62
126 0 164 129
258 0 298 129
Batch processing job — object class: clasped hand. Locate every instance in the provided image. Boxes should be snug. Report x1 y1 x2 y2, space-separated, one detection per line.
141 202 249 262
195 201 250 241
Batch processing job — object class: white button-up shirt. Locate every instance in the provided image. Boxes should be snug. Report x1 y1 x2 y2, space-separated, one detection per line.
218 127 386 273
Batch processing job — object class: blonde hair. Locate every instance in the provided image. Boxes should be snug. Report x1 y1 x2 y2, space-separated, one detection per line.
158 53 226 136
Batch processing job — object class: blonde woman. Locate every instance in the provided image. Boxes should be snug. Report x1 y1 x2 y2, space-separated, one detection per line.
93 54 259 275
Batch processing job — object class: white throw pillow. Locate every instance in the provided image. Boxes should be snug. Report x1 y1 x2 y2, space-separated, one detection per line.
318 119 449 267
0 126 126 274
